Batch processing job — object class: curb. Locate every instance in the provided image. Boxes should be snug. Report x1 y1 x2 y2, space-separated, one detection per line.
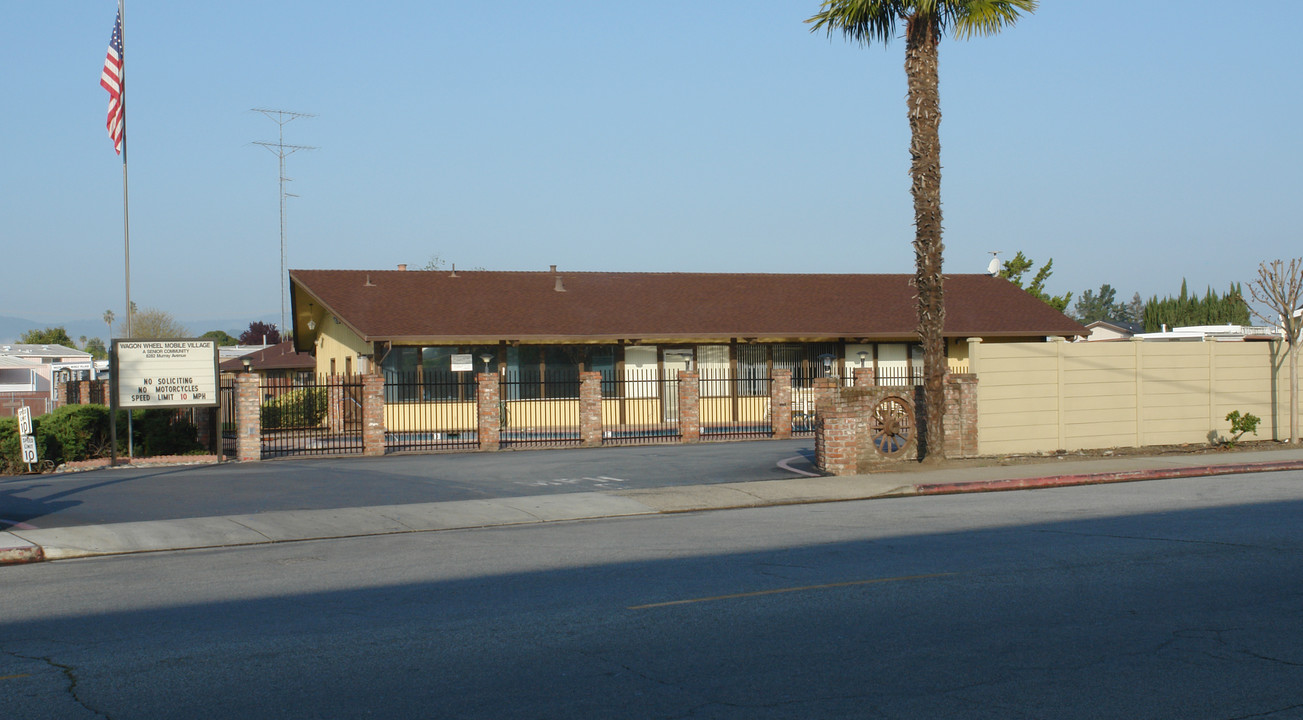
913 460 1303 495
0 533 45 565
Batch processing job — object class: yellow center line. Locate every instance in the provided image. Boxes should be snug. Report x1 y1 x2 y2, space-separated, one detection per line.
628 572 954 610
1 674 32 681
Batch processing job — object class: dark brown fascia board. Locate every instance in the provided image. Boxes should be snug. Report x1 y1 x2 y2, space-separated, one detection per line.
364 332 1061 346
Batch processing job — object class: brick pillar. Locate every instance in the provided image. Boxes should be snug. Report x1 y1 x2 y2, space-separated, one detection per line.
816 411 858 475
852 367 876 388
362 373 386 456
78 380 92 405
944 373 979 458
812 376 840 413
770 369 792 439
235 372 261 462
477 372 500 451
579 371 603 447
678 371 700 443
327 378 344 434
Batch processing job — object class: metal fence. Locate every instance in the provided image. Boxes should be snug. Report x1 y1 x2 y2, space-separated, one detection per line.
499 370 582 447
383 371 480 452
699 367 772 440
219 379 236 458
600 369 680 444
259 374 364 459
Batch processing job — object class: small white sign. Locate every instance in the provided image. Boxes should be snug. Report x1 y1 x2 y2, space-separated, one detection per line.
20 435 38 464
450 353 474 372
114 339 220 408
17 407 32 436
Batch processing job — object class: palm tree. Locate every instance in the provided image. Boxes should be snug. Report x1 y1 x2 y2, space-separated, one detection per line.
807 0 1036 461
103 309 115 339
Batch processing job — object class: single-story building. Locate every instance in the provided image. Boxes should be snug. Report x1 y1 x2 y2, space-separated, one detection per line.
288 267 1087 388
0 344 94 416
218 341 316 380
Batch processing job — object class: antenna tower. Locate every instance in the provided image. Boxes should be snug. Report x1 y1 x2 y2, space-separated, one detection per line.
253 108 317 338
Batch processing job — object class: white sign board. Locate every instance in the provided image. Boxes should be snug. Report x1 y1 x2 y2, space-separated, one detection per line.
450 353 474 372
21 435 38 464
17 406 32 436
114 339 220 408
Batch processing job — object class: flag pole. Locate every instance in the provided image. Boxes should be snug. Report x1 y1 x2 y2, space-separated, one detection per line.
119 0 132 340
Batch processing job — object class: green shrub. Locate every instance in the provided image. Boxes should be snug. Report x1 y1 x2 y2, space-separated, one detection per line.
130 408 202 456
0 405 203 473
1222 410 1261 447
261 388 328 429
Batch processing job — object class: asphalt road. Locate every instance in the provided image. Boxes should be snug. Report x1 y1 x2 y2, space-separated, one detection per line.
0 439 816 529
5 471 1303 719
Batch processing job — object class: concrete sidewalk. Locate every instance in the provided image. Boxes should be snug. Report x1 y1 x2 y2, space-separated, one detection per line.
6 448 1303 565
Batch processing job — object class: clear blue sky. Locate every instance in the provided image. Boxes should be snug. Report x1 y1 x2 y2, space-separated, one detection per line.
4 1 1301 332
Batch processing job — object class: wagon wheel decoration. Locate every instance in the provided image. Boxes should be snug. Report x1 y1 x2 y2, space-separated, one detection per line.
870 396 914 457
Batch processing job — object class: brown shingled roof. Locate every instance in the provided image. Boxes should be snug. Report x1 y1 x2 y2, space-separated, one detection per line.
290 270 1086 346
218 341 316 373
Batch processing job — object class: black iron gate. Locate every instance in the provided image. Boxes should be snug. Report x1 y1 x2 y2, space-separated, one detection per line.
259 374 364 459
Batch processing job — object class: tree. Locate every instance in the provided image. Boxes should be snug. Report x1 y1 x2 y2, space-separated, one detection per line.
1247 259 1303 445
808 0 1038 461
240 321 281 345
999 251 1071 312
130 308 190 339
20 326 75 346
103 309 115 339
1142 281 1248 331
85 337 108 359
201 330 239 346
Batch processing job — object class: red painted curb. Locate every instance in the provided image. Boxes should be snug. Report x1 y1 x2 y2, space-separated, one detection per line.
0 544 45 566
913 460 1303 496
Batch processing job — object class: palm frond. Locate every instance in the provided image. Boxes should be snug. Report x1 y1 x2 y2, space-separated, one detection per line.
951 0 1038 39
805 0 903 46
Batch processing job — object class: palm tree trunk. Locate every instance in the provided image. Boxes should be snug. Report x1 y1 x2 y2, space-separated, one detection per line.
906 15 946 461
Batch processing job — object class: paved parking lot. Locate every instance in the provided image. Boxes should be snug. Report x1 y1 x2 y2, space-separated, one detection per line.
0 439 816 530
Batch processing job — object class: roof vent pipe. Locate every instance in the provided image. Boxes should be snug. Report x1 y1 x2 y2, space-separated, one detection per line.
555 275 566 292
450 263 457 278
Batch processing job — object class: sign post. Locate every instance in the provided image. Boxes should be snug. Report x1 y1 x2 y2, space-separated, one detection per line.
17 407 37 471
110 339 220 466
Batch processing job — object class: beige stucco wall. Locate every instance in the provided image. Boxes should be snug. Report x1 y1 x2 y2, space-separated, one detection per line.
971 338 1290 455
314 316 371 375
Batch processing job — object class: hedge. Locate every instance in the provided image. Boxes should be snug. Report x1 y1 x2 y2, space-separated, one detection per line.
0 405 203 474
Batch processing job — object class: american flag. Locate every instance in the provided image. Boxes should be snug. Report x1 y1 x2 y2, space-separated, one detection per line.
100 10 124 155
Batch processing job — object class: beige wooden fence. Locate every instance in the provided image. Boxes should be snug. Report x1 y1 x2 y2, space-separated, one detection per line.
969 338 1293 455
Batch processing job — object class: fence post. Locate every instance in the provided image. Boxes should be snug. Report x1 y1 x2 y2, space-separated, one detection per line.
477 372 500 451
816 411 858 475
944 373 978 458
56 380 70 408
362 373 386 456
812 376 839 413
580 371 603 447
853 367 876 388
235 372 261 462
327 375 344 434
771 369 792 439
678 371 701 443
